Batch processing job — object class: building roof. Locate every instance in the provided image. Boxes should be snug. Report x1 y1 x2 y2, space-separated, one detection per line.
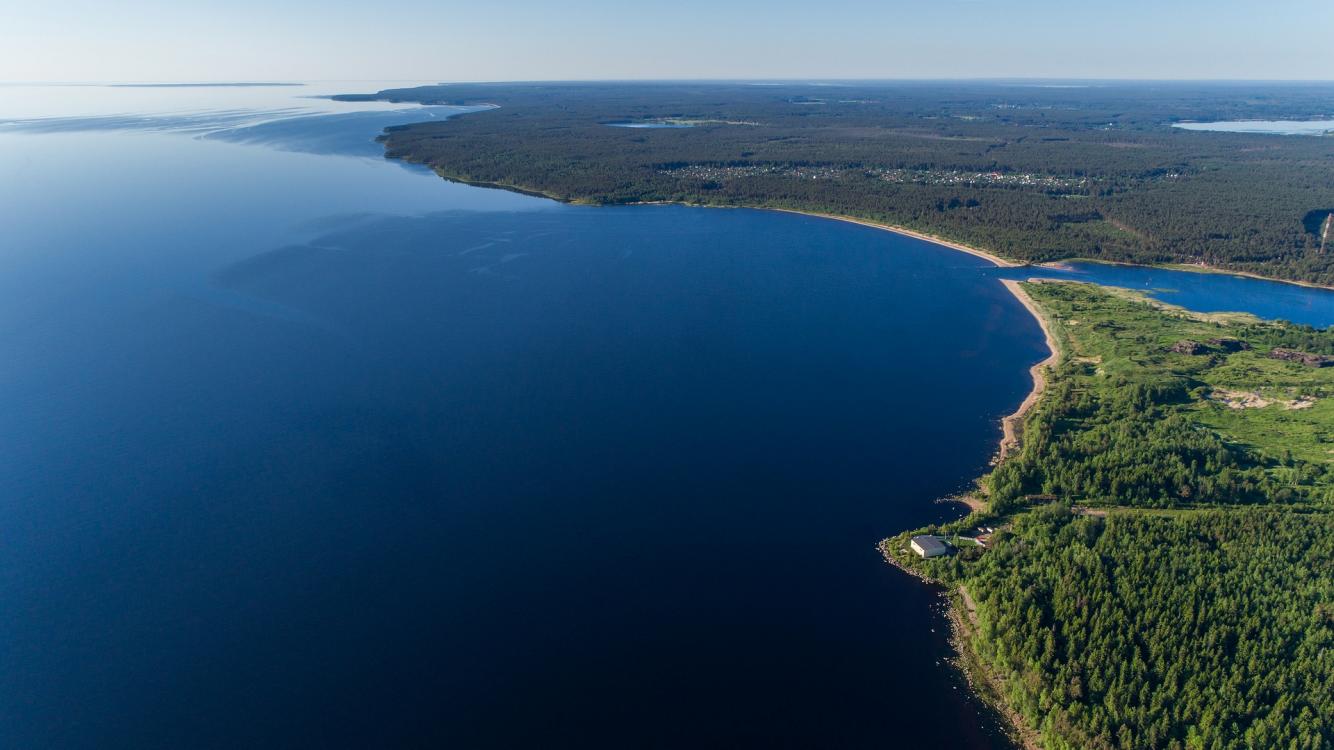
910 535 948 555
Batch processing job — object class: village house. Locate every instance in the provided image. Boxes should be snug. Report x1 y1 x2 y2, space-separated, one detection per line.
910 535 949 558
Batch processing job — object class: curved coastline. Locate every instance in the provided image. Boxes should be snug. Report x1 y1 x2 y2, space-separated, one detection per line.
397 142 1062 467
760 210 1057 462
773 212 1057 749
407 166 1069 479
758 211 1059 462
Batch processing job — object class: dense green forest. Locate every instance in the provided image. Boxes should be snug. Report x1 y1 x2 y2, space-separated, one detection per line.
891 284 1334 749
932 506 1333 750
339 82 1334 284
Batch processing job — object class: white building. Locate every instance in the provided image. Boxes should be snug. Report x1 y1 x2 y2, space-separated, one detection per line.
910 535 948 558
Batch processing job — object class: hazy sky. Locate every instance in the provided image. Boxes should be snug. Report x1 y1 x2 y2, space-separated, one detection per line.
3 0 1332 82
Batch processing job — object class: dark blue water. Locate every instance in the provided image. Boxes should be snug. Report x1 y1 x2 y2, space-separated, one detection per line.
5 84 1334 749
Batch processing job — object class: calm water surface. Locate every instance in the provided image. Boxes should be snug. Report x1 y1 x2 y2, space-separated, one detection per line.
5 84 1334 749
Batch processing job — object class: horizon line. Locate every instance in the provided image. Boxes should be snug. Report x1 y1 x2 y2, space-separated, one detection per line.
5 76 1334 86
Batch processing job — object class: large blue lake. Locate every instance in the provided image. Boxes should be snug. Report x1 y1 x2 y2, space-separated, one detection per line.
4 84 1333 749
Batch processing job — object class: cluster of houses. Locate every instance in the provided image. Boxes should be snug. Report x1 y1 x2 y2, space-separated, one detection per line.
870 167 1089 193
659 163 844 181
658 163 1089 193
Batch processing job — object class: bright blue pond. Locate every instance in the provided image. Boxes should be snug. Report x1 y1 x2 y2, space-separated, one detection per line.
4 83 1334 749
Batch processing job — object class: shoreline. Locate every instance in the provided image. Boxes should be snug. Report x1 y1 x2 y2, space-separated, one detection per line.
879 278 1064 750
948 586 1044 750
996 280 1061 462
620 202 1023 268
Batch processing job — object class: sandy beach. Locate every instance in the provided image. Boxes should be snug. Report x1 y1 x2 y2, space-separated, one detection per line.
770 209 1021 268
996 279 1060 461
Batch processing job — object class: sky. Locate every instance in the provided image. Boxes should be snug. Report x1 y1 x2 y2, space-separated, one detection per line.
2 0 1333 83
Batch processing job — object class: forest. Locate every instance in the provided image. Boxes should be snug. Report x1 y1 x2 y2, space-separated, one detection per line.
933 506 1332 750
891 284 1334 749
339 81 1334 284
